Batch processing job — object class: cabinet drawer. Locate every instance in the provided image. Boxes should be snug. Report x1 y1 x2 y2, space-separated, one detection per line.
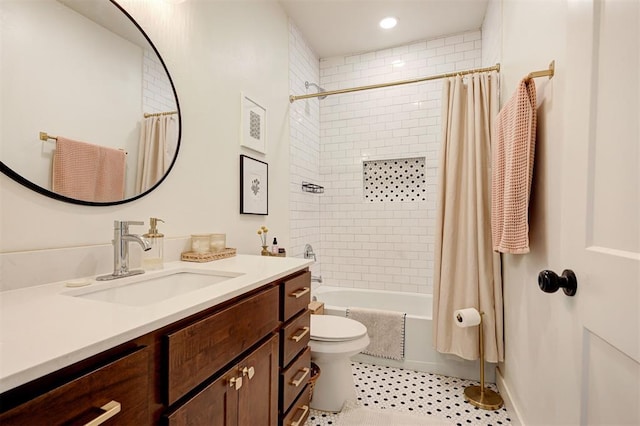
0 347 149 426
281 271 311 322
166 285 280 405
281 384 310 426
280 347 311 414
280 309 310 368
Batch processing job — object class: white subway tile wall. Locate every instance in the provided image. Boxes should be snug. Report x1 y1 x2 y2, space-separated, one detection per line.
289 21 322 282
142 49 177 114
318 31 482 294
288 28 482 294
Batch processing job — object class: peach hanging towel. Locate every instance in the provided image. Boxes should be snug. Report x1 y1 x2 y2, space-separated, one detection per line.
52 136 126 202
491 78 537 253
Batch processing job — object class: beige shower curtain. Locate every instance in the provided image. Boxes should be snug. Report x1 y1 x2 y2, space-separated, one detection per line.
432 71 504 363
135 115 178 193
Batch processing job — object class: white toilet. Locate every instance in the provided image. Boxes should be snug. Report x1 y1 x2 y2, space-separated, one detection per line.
309 314 370 412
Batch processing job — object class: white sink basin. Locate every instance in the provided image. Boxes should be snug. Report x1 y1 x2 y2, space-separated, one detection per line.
67 270 244 307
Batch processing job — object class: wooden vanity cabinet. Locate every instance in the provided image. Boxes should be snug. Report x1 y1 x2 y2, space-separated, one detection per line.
0 268 310 426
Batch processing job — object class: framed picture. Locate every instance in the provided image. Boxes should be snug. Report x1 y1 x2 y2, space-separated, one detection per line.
240 92 266 154
240 155 268 215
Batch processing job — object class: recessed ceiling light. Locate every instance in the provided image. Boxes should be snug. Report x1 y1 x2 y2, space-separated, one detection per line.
379 17 397 29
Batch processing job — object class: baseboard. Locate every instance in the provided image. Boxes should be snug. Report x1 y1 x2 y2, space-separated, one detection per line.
496 366 524 426
352 353 496 383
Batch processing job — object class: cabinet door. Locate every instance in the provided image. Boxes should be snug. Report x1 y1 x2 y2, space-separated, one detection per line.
237 335 279 426
0 347 149 426
166 372 238 426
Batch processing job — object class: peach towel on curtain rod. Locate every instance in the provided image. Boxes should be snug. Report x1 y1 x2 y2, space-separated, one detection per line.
52 136 126 202
491 78 537 253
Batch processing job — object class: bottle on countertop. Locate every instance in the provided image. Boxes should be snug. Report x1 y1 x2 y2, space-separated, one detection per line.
142 217 164 270
272 237 278 255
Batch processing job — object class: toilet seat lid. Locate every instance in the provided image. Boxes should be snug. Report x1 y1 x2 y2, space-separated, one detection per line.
310 315 367 342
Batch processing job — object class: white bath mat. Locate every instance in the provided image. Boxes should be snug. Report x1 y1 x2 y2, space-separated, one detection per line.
336 400 452 425
346 307 406 360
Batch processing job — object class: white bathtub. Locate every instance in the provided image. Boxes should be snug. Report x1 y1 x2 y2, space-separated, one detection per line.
314 286 494 382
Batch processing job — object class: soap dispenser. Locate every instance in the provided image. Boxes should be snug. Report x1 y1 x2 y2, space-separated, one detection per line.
142 218 164 270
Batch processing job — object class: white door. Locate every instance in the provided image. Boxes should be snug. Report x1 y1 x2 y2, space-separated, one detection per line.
563 0 640 423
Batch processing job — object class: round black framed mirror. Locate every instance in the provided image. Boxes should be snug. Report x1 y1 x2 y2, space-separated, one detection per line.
0 0 181 206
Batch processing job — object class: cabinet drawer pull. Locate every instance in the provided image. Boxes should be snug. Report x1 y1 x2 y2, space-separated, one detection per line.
289 287 310 299
290 367 310 387
288 404 309 426
241 366 255 379
229 376 243 390
290 326 310 342
83 400 121 426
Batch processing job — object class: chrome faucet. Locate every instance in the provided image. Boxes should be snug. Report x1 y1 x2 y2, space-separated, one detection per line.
97 220 152 281
304 244 322 282
304 243 316 261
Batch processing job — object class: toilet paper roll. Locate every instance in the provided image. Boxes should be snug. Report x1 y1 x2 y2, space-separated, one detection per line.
454 308 481 328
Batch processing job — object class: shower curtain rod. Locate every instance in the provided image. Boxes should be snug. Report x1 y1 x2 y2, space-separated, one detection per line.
289 63 500 103
143 110 178 118
288 61 554 103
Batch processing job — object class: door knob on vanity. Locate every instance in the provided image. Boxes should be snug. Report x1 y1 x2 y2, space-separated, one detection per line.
228 376 243 390
241 366 255 380
538 269 578 296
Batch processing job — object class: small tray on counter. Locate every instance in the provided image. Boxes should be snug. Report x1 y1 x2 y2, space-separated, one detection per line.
181 248 236 263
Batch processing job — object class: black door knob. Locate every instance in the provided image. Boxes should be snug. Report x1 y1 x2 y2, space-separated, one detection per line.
538 269 578 296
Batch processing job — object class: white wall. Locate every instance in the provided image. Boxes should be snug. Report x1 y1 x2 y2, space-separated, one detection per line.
482 0 502 67
0 1 291 284
491 0 573 424
317 31 482 294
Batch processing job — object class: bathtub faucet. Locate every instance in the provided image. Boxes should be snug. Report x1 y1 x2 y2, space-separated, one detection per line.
311 275 323 283
304 243 316 261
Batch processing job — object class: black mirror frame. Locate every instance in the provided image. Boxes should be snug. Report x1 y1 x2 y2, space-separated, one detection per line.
0 0 181 206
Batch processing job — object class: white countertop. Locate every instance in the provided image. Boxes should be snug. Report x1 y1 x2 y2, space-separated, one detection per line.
0 254 313 393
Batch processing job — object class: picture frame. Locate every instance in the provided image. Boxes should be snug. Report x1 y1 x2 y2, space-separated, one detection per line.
240 155 268 215
240 92 266 154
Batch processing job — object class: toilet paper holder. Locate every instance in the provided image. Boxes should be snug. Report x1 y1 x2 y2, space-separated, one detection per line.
538 269 578 297
455 309 504 410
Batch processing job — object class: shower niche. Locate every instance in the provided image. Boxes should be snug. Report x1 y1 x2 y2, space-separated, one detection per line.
363 157 426 202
